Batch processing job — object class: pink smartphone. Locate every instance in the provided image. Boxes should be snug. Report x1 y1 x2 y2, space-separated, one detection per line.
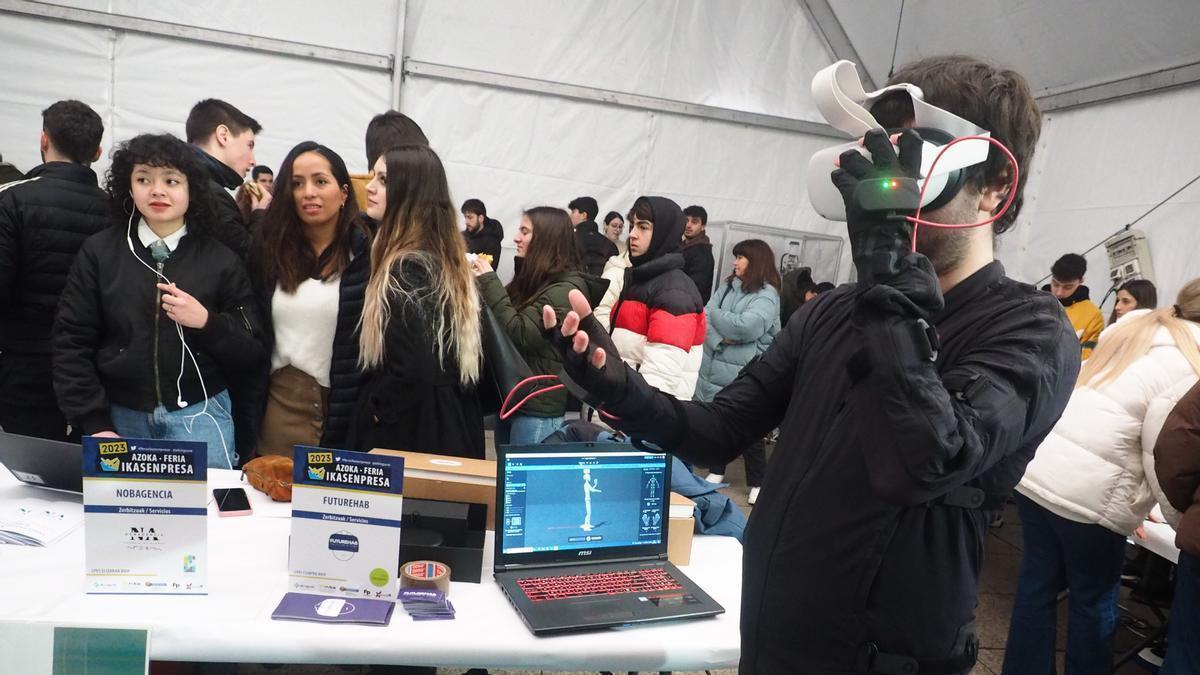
213 488 253 517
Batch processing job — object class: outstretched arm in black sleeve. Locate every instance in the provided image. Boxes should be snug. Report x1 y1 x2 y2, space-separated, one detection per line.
541 289 801 468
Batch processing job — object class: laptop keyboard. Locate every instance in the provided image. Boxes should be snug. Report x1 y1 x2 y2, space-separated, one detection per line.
516 567 684 602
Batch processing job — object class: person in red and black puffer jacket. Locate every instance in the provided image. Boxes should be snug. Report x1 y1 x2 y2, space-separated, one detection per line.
608 196 705 400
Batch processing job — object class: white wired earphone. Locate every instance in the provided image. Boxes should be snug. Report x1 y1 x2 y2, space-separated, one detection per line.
124 204 234 469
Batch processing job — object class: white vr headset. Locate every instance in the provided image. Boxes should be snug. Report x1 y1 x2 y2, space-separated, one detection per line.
806 60 993 221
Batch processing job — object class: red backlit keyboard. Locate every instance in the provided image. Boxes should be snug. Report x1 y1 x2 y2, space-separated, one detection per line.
516 567 683 602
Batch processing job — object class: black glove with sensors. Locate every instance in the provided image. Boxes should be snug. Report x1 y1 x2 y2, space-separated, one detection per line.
831 128 925 286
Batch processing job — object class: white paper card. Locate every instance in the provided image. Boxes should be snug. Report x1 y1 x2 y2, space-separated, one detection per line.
82 436 207 594
288 446 404 600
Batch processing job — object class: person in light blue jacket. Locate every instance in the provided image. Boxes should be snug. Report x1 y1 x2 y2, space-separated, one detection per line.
695 239 781 504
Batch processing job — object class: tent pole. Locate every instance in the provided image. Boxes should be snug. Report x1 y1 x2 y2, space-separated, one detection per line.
1037 60 1200 112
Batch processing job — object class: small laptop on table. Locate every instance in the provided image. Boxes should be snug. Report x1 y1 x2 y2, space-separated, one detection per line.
0 429 83 493
493 442 723 635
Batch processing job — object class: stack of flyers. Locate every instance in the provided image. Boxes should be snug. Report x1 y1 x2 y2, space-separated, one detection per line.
399 588 456 621
0 498 83 546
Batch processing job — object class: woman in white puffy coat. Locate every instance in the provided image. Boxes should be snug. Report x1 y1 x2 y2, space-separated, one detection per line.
1002 279 1200 675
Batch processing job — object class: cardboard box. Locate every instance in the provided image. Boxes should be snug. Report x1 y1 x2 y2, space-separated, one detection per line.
369 449 497 530
667 492 696 566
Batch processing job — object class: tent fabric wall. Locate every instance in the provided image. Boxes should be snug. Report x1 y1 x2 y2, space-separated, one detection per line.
108 35 391 176
399 0 845 281
109 0 400 54
1 0 852 284
403 0 831 122
0 1 394 182
0 14 114 170
1001 83 1200 311
6 1 1197 293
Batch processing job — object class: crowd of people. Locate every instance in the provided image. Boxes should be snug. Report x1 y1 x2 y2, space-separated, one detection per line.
0 52 1198 675
0 98 836 477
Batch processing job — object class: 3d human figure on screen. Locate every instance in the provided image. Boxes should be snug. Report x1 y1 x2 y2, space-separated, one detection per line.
580 468 602 531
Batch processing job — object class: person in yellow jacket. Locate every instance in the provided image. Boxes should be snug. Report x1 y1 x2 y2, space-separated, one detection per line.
1045 253 1105 359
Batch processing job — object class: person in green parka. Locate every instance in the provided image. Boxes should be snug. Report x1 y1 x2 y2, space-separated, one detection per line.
470 206 608 444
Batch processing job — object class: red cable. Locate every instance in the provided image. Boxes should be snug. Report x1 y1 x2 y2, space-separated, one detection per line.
904 134 1020 252
498 373 621 422
499 375 563 421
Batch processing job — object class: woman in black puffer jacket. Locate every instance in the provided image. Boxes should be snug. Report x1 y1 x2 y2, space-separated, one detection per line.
53 133 265 469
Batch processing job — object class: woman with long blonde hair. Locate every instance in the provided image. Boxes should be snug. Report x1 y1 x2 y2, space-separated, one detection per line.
1003 279 1200 675
347 144 484 458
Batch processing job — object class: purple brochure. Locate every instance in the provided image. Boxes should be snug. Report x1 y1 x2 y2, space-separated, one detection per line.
271 592 395 625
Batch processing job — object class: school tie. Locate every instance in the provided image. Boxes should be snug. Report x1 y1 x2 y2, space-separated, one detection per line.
148 239 171 263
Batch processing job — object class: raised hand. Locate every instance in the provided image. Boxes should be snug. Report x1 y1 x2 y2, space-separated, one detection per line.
541 289 627 406
830 127 924 284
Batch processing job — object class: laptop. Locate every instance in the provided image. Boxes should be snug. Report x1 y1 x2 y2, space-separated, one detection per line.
493 442 724 635
0 429 84 493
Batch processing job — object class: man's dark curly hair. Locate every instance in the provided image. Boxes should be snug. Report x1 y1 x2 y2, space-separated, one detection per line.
870 55 1041 236
106 133 214 233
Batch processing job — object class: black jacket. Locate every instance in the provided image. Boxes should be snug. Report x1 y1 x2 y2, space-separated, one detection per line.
779 267 815 323
0 161 22 185
0 163 111 356
464 217 504 269
246 230 370 451
53 224 265 435
348 259 485 459
680 233 715 303
0 163 111 412
195 147 257 259
575 221 618 277
600 257 1079 673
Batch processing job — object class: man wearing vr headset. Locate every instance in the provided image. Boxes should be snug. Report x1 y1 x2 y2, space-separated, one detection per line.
541 55 1079 674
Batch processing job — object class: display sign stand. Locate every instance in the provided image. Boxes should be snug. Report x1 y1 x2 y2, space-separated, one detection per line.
288 446 404 600
82 436 208 595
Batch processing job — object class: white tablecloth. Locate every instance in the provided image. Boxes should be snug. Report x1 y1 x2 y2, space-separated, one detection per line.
0 467 742 670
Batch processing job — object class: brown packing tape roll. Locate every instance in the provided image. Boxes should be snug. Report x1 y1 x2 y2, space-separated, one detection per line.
401 560 451 594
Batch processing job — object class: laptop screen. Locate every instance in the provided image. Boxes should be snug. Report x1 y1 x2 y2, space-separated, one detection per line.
496 445 669 567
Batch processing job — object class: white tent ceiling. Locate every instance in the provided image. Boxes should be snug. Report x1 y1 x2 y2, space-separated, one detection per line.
828 0 1200 102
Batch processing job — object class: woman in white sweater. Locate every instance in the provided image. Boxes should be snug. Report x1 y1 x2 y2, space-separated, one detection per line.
1002 279 1200 675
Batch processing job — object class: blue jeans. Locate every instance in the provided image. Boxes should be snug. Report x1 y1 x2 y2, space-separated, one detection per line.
110 390 236 469
1162 550 1200 674
496 414 564 447
1002 494 1126 675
